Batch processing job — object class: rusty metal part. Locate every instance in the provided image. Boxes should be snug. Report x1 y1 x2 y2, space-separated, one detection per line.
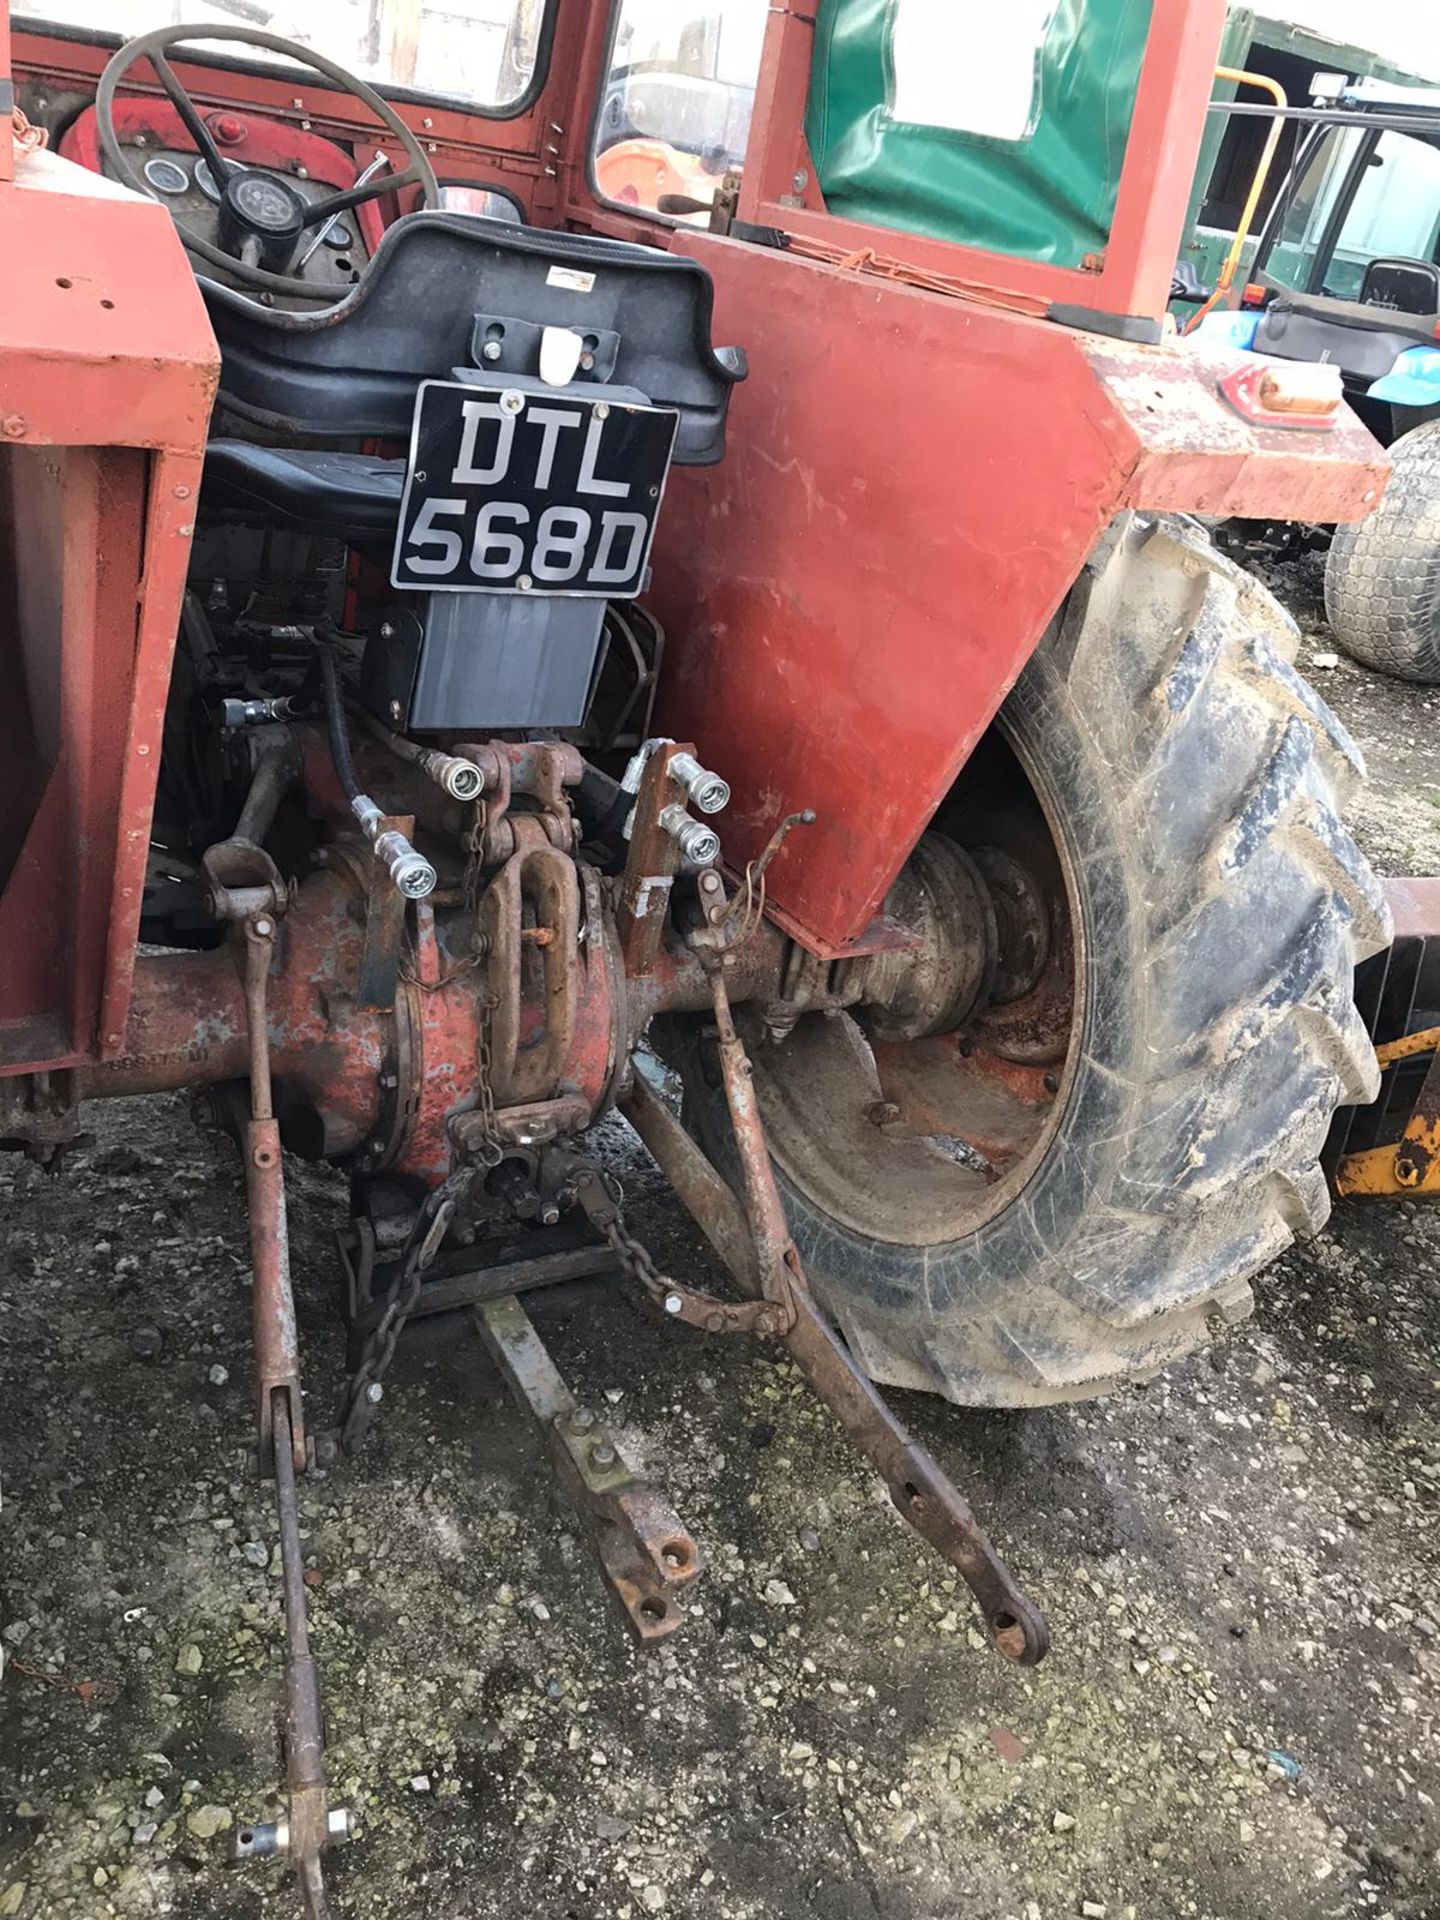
230 727 302 848
339 1222 617 1336
203 835 290 926
333 1172 469 1454
476 826 581 1104
571 1159 784 1337
242 914 305 1474
450 738 583 864
624 1037 1049 1665
781 1297 1049 1664
616 741 687 976
238 1385 339 1919
972 909 1075 1066
861 835 998 1042
621 1074 760 1293
704 964 801 1323
0 1067 82 1162
450 1095 591 1155
475 1293 700 1644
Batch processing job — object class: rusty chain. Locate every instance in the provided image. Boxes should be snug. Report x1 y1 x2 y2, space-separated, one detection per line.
332 1171 469 1453
463 793 488 909
572 1167 787 1337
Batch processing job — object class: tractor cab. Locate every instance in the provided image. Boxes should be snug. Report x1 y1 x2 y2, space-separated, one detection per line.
1220 86 1440 442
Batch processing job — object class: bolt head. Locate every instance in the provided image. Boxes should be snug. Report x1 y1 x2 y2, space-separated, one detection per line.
591 1440 618 1467
662 1292 684 1316
365 1382 384 1405
500 389 525 415
570 1406 596 1432
482 340 502 362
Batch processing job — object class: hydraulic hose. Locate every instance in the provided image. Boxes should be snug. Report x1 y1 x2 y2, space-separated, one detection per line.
318 645 436 900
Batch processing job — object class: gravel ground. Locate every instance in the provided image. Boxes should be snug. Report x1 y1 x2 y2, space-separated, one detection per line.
1 548 1438 1920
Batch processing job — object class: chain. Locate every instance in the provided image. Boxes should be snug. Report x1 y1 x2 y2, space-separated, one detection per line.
572 1168 786 1337
596 1185 670 1305
334 1172 469 1453
397 797 491 994
463 794 488 910
470 988 503 1169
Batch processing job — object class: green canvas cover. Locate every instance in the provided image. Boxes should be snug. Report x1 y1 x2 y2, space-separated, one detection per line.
804 0 1155 267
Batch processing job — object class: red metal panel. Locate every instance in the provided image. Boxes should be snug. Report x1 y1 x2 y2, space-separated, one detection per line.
0 139 216 1073
649 233 1387 956
647 235 1136 953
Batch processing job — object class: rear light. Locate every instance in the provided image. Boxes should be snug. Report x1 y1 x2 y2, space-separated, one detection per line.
1240 282 1269 307
1217 359 1344 430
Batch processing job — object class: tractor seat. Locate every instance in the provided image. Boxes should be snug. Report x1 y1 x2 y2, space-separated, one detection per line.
203 442 402 540
201 211 746 466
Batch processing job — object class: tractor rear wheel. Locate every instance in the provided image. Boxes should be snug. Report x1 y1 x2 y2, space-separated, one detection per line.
671 514 1390 1407
1325 417 1440 683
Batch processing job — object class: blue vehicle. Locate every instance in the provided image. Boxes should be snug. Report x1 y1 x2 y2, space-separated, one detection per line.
1195 86 1440 681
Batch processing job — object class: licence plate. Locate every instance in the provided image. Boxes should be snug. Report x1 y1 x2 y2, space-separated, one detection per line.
391 379 678 598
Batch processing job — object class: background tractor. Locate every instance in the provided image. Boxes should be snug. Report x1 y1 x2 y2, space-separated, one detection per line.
1191 81 1440 679
0 0 1418 1907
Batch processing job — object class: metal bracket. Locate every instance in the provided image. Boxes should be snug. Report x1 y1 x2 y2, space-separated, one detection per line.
475 1293 700 1643
623 1011 1051 1667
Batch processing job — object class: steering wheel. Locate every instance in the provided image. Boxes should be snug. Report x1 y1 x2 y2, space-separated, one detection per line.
96 23 441 300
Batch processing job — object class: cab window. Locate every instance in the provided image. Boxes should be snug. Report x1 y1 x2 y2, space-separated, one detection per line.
17 0 551 110
592 0 769 218
1266 126 1440 299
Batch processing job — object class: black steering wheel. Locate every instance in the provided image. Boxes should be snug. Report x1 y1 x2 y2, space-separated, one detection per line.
96 23 441 300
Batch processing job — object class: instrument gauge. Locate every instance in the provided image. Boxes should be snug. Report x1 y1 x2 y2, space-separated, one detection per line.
142 155 191 196
194 157 248 202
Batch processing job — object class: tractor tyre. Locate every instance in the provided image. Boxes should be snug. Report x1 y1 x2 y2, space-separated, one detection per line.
1325 417 1440 683
669 514 1390 1407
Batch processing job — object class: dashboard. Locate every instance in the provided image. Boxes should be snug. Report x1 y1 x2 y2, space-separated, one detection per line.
58 95 389 301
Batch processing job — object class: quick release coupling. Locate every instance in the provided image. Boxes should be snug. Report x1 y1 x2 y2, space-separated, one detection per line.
660 803 721 870
350 795 437 899
374 829 438 899
669 750 730 815
427 753 486 803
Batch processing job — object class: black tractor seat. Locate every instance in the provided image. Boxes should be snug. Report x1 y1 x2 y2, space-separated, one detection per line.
202 443 403 538
201 211 746 465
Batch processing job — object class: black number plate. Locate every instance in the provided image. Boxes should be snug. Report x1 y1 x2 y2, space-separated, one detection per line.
391 379 679 597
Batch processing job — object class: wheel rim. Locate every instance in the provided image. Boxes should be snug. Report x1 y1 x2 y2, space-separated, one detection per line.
751 723 1083 1248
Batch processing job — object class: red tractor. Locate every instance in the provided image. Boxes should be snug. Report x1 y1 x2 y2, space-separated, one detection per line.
0 1 1415 1908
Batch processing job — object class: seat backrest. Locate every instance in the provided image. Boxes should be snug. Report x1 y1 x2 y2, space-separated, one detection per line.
1358 256 1440 319
202 213 746 465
